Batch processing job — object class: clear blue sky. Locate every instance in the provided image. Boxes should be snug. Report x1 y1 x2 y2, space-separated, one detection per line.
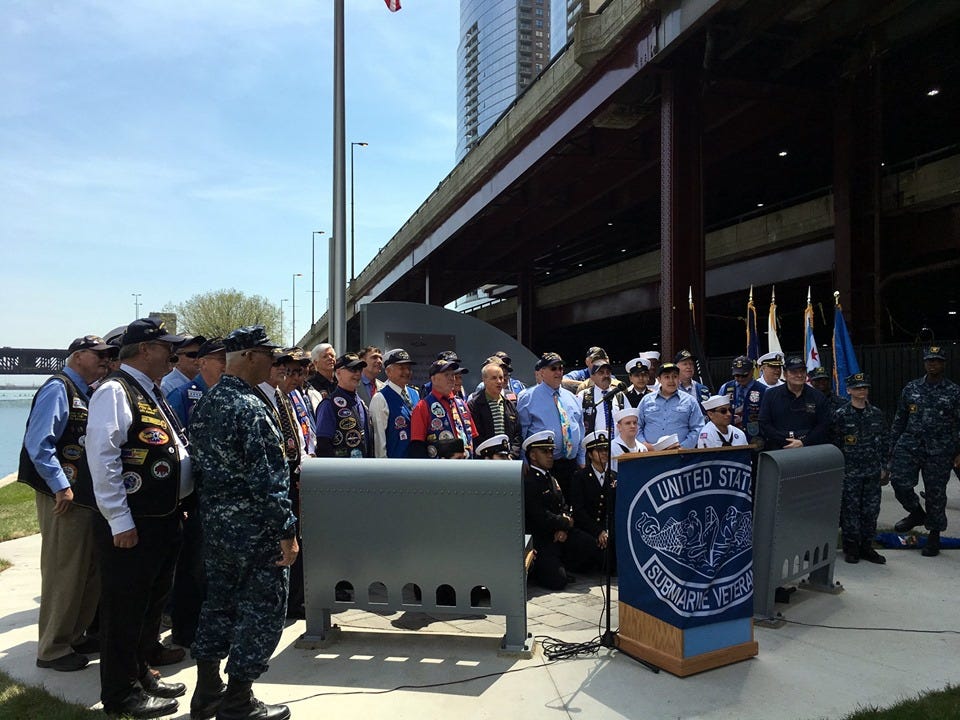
1 1 459 348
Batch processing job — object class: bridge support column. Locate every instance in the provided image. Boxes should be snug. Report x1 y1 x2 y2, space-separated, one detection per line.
659 47 705 361
834 65 882 343
517 271 534 348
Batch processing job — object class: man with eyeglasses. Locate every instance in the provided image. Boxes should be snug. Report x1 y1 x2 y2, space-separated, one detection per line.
718 355 766 443
165 338 226 428
19 334 111 673
84 318 192 718
160 334 206 396
697 395 748 448
518 352 586 497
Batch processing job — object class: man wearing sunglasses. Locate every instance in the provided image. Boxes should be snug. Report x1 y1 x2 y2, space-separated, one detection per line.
697 395 748 448
19 334 111 673
160 334 206 396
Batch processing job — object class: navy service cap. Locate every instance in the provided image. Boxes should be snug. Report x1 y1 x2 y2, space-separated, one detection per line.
223 325 279 353
196 338 226 358
476 434 511 458
674 349 695 363
522 430 555 454
846 372 870 388
808 366 830 381
429 359 467 375
657 362 680 377
69 334 111 353
923 345 946 361
783 355 806 371
535 352 563 371
383 348 415 367
731 356 753 375
335 353 367 370
122 318 185 347
582 431 610 452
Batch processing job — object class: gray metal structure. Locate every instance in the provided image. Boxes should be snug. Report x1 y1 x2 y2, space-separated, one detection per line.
359 301 540 388
753 446 845 621
297 457 532 654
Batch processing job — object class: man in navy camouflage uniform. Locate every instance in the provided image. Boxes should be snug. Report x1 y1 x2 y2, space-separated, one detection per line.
832 373 890 564
189 326 298 720
889 345 960 558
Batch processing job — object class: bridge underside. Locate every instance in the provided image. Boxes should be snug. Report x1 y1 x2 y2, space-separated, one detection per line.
316 0 960 364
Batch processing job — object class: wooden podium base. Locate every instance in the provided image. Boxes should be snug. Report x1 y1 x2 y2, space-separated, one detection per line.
616 602 758 677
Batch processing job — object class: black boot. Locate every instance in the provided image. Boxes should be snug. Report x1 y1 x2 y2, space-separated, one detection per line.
191 659 227 719
859 540 886 564
894 509 926 533
922 530 940 557
842 540 859 564
216 677 290 720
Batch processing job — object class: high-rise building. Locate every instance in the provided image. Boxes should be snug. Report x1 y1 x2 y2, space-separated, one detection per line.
457 0 551 159
550 0 604 58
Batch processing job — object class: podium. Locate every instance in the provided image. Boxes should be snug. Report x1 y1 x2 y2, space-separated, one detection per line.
615 447 758 676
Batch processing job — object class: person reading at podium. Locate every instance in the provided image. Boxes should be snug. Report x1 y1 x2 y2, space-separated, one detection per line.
610 406 645 471
697 395 748 448
523 431 599 590
636 363 704 450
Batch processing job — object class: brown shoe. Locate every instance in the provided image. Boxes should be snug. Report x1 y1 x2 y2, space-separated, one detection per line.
148 644 186 666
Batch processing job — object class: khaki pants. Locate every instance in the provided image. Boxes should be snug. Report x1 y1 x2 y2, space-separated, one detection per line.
36 492 100 661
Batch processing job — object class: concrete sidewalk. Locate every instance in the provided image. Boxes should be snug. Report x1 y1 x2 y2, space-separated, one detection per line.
2 483 960 719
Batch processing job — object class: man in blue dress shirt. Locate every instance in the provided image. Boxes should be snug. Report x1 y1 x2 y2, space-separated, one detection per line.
19 334 111 672
518 352 585 496
636 362 705 450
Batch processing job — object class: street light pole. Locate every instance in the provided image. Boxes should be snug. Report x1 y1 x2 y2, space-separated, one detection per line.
132 293 142 319
311 230 324 325
292 273 303 347
280 298 289 345
350 141 368 282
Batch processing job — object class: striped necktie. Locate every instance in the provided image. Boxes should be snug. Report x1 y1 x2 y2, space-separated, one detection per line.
400 385 412 409
554 390 574 458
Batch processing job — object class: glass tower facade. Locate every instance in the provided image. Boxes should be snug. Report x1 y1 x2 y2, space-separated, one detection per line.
457 0 551 159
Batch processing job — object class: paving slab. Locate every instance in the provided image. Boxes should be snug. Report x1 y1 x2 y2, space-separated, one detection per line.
2 482 960 719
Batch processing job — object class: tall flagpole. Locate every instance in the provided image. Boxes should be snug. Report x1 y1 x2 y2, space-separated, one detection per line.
330 0 347 352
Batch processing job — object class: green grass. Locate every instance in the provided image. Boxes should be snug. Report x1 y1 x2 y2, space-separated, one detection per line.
0 668 103 720
0 481 39 543
837 685 960 719
0 559 9 573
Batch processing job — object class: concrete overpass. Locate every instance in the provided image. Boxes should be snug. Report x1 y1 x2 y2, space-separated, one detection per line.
302 0 960 363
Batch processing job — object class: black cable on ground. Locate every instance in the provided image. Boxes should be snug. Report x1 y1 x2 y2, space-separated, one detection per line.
779 618 960 634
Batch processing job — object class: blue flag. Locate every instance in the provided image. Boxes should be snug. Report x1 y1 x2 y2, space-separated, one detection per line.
832 303 861 398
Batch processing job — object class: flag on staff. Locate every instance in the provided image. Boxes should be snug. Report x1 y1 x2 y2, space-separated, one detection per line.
804 287 821 372
384 0 401 11
689 287 715 391
768 286 782 354
832 292 861 398
746 286 760 373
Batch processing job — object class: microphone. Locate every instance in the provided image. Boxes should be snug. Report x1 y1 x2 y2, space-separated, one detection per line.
600 385 626 404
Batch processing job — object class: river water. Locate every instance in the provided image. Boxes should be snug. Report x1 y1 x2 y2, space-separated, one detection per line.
0 390 35 477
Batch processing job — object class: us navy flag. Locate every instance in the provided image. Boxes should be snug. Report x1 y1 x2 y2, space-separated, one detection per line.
616 448 754 629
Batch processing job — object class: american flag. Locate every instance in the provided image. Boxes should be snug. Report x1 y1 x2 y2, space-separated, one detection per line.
384 0 401 11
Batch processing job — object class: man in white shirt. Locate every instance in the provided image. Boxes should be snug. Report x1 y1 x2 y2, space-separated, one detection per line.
85 318 192 719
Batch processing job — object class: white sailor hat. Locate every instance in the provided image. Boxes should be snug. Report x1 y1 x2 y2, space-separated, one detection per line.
758 351 784 366
613 407 640 424
625 357 650 374
582 431 610 451
640 351 661 361
476 434 511 458
702 395 731 411
522 430 555 453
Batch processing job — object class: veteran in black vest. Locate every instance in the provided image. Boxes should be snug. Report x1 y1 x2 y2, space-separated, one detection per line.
19 333 111 672
315 353 373 458
84 318 193 719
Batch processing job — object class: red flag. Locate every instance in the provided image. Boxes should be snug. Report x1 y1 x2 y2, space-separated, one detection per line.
384 0 401 10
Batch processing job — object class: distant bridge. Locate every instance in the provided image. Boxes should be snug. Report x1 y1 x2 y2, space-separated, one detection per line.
0 348 68 375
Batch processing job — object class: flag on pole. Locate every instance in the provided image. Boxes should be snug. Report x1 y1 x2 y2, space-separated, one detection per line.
689 287 715 391
832 292 861 398
767 286 782 354
804 287 821 372
746 286 759 368
384 0 401 10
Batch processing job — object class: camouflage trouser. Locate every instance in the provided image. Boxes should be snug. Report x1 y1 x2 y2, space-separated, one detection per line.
192 542 289 681
890 449 954 533
840 474 881 545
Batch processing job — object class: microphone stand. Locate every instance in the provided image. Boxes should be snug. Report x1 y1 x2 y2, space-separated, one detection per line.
596 385 659 673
